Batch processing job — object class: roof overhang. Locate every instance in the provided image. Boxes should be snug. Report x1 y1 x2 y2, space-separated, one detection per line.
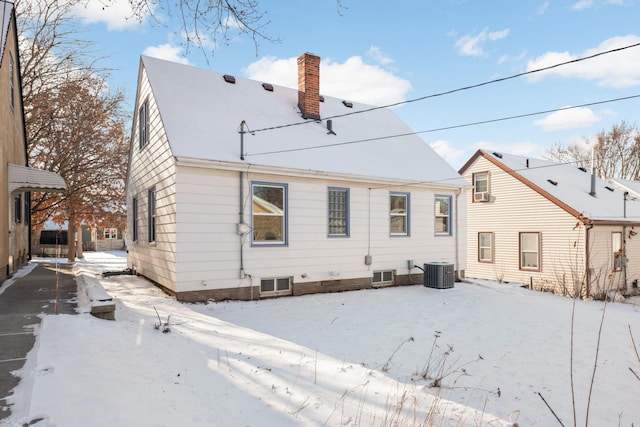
8 163 66 194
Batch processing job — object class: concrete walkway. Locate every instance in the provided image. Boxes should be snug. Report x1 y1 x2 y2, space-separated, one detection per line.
0 261 77 422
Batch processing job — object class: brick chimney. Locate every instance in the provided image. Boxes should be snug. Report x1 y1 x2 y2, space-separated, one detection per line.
297 52 321 120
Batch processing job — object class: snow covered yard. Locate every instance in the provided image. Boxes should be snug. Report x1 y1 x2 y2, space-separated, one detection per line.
5 251 640 426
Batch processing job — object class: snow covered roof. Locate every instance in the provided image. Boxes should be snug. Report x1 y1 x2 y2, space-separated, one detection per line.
460 150 640 223
140 55 466 187
0 1 13 64
609 177 640 199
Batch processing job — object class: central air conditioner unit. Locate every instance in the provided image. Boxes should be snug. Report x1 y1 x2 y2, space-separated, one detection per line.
475 192 490 202
424 262 455 289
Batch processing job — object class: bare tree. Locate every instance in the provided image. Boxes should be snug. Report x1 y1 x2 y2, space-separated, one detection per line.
543 121 640 180
28 77 128 261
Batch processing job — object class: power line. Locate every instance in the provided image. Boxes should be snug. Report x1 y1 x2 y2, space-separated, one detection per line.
250 42 640 134
244 94 640 157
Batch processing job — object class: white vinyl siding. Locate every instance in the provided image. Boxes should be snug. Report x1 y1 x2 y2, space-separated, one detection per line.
126 66 177 292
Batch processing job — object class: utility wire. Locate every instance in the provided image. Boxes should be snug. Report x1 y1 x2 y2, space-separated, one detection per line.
249 42 640 134
244 94 640 157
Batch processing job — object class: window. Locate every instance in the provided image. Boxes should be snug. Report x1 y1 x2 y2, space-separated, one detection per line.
478 232 494 262
390 192 410 236
473 172 490 202
139 98 149 149
520 232 540 270
148 188 156 243
328 187 349 237
612 232 623 272
260 277 291 295
14 194 21 223
24 193 29 225
373 270 394 285
132 197 138 241
252 182 287 245
9 53 14 111
104 228 118 239
435 195 451 235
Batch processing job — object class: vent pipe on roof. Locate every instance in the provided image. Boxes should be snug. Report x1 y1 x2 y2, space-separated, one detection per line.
297 52 321 120
326 119 336 135
589 146 597 197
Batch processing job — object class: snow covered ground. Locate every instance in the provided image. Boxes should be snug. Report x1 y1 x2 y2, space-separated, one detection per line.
4 251 640 426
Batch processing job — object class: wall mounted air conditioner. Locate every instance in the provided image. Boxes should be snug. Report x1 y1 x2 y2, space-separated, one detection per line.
475 192 490 202
424 262 454 289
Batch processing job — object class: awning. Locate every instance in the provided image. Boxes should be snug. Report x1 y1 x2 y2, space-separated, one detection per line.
8 163 66 193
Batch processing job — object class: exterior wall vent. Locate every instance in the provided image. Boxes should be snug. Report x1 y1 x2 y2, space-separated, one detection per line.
223 74 236 84
424 262 454 289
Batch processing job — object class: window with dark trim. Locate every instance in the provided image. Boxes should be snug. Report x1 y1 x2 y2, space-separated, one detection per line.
519 232 540 271
473 172 490 202
252 182 287 245
9 53 14 111
14 194 21 223
328 187 349 237
478 232 494 262
612 232 623 272
435 195 452 235
148 187 156 243
390 192 410 236
139 98 149 149
132 197 138 242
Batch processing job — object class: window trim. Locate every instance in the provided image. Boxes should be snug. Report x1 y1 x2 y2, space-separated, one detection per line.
478 232 494 263
519 232 541 271
132 197 138 242
251 181 288 247
328 187 350 237
390 192 410 237
104 228 118 240
434 195 452 236
139 98 149 150
472 171 490 202
260 277 292 296
612 231 623 272
148 187 156 243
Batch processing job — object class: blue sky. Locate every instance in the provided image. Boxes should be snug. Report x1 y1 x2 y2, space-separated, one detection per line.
71 0 640 169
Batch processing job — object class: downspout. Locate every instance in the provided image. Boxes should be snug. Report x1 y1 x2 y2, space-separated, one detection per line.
623 192 628 289
455 188 461 281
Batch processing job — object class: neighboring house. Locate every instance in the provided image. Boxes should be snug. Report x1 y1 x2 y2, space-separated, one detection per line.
459 150 640 297
0 1 65 282
32 222 125 257
126 53 468 302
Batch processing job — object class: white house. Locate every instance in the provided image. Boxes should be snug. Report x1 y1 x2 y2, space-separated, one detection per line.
125 53 468 302
460 149 640 298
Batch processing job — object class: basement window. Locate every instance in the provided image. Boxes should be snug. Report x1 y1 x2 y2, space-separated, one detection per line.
260 277 291 296
373 270 394 286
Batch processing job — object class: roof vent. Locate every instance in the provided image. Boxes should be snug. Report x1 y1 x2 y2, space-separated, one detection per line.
578 166 587 172
326 119 336 135
605 185 615 192
493 152 503 158
262 83 273 92
547 179 558 186
319 95 325 102
223 74 236 84
342 100 353 108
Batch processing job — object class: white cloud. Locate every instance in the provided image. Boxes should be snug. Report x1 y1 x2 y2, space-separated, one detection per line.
526 34 640 88
366 46 394 65
537 1 550 14
142 44 191 65
429 140 466 164
533 107 601 131
244 54 412 106
455 28 510 57
571 0 594 11
72 0 146 31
